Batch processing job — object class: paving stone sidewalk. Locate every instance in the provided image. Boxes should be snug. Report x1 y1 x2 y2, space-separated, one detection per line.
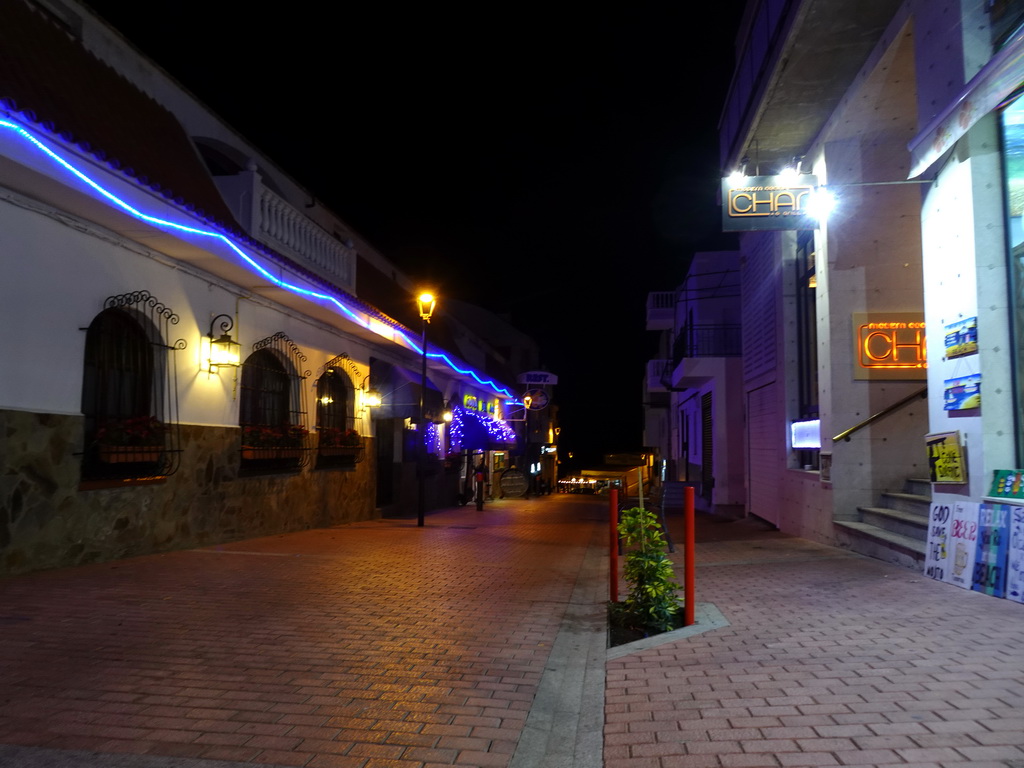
605 513 1024 768
4 495 1024 768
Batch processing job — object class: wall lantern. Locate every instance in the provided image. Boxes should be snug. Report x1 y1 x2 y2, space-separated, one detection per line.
203 314 240 374
360 375 382 412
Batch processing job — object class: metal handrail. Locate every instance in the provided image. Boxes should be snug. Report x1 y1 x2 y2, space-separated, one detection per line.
832 386 927 442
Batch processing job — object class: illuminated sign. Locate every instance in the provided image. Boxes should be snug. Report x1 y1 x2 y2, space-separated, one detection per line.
852 313 927 380
791 419 821 449
721 175 819 231
518 371 558 385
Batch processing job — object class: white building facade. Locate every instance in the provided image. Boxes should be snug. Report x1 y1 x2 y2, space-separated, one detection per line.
0 0 528 575
644 251 746 517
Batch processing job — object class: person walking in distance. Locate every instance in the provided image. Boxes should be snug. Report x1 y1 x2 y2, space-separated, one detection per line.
474 459 488 511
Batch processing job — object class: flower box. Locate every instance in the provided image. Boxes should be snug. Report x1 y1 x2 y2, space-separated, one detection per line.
98 446 162 463
241 447 303 460
318 446 363 457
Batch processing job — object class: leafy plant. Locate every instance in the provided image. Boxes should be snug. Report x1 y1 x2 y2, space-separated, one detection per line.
317 427 361 447
96 416 167 446
241 424 308 447
615 506 681 634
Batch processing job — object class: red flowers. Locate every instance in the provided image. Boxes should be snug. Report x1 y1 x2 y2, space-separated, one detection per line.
241 424 309 447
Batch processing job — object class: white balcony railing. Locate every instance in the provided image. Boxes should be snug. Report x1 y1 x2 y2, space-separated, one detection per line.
216 171 355 293
646 291 675 331
645 359 673 391
257 185 354 291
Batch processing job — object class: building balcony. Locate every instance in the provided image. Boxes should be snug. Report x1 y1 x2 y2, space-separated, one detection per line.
672 325 741 367
646 291 676 330
645 359 674 391
215 170 356 293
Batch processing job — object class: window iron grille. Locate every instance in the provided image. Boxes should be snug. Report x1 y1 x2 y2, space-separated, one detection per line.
239 332 310 470
80 291 186 480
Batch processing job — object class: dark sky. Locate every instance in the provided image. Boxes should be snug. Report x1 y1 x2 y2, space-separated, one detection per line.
86 2 743 470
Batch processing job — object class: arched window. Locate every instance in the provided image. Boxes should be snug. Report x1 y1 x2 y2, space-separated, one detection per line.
80 292 184 480
316 368 352 433
240 349 290 429
315 363 361 468
238 333 309 470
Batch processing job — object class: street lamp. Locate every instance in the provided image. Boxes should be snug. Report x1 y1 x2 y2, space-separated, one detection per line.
416 292 436 527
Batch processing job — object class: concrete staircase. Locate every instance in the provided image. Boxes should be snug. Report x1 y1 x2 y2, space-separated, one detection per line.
834 478 930 569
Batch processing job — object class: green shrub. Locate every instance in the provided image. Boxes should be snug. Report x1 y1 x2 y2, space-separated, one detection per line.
615 506 681 633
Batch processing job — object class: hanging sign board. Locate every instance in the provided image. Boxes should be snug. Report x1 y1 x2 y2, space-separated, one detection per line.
926 431 966 484
518 371 558 386
721 174 819 231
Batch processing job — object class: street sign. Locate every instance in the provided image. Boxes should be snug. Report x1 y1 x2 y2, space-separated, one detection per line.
523 389 549 410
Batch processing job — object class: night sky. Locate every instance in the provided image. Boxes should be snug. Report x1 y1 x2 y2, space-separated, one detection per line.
85 2 743 472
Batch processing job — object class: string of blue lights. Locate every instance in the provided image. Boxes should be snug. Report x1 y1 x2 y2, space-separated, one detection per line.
0 112 513 398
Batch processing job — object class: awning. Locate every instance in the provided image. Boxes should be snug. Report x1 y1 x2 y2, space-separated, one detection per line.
909 26 1024 178
369 359 443 420
451 406 518 452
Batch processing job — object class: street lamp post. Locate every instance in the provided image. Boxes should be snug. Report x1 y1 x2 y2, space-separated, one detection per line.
416 292 436 527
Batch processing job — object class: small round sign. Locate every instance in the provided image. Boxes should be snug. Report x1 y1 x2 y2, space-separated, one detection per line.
500 469 528 498
523 389 549 410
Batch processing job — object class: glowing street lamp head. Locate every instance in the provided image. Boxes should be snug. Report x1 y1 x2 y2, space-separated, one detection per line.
417 292 437 321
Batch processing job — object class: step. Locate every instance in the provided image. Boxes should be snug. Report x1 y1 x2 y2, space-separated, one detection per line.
835 520 926 570
858 506 928 541
904 478 932 497
877 491 931 516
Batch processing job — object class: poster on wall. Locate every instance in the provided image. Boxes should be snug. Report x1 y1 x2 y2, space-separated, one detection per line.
944 317 978 359
924 502 951 582
988 469 1024 500
943 374 981 411
948 502 980 590
973 503 1010 598
1007 505 1024 604
925 431 966 484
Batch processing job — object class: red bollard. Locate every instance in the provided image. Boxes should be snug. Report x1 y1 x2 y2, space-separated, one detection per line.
684 485 695 626
609 488 619 603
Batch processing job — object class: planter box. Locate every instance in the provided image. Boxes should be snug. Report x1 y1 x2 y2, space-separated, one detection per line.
319 445 363 456
241 447 303 460
98 446 162 463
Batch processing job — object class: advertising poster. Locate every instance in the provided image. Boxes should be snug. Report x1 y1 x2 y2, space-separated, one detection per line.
925 431 966 484
924 502 951 582
944 317 978 359
948 502 980 590
943 374 981 411
989 469 1024 500
973 503 1010 597
1007 505 1024 604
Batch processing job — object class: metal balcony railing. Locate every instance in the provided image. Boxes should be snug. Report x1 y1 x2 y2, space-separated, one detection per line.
672 325 741 366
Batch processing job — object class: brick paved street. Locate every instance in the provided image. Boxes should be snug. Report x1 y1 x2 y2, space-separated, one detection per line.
606 513 1024 768
0 496 604 768
3 495 1024 768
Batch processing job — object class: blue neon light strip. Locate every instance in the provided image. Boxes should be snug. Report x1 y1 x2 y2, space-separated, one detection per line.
0 114 513 397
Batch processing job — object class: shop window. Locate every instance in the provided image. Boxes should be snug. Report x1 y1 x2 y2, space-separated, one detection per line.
1001 94 1024 460
80 291 184 482
239 333 309 471
795 231 819 469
